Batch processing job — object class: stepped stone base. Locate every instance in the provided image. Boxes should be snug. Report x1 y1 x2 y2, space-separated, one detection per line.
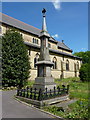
15 95 69 108
33 77 56 91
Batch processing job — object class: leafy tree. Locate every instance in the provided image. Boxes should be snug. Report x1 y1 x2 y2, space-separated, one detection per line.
2 29 30 88
73 51 90 64
74 51 90 81
79 63 88 82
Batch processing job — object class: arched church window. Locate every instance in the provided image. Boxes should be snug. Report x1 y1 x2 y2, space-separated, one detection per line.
33 38 35 43
48 43 51 48
66 60 69 71
52 57 57 69
32 38 39 44
34 53 39 68
63 55 64 61
37 39 38 44
77 61 79 70
74 63 76 71
61 60 63 71
35 39 36 43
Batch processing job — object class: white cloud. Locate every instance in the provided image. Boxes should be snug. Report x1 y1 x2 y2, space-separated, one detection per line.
52 0 61 10
52 34 59 39
81 48 87 51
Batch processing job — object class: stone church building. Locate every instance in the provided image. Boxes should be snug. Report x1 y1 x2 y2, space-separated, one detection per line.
0 12 82 81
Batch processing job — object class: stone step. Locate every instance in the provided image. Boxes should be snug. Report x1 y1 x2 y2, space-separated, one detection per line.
50 99 77 110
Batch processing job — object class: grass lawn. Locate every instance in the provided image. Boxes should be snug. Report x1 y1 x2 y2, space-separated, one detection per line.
25 77 88 119
43 77 89 119
55 77 88 99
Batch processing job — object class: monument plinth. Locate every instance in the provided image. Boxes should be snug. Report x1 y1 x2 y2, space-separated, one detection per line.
33 8 56 91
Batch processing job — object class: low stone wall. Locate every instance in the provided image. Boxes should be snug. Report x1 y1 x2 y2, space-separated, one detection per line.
44 95 70 105
15 96 43 108
15 95 69 108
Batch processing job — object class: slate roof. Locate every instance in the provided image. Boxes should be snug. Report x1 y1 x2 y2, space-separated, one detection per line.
0 12 41 36
0 12 73 52
57 41 72 52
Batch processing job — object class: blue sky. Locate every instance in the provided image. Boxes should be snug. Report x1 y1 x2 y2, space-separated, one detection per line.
2 2 88 53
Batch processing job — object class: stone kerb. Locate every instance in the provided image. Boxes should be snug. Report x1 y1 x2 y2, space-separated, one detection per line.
15 94 69 108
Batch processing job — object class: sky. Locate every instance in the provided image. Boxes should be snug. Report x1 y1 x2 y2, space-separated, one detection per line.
2 2 88 53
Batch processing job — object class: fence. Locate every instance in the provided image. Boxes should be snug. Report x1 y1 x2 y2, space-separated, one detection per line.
17 85 69 101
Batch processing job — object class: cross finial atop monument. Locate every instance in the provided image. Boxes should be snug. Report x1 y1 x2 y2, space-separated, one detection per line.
42 8 46 13
41 8 47 32
42 8 46 16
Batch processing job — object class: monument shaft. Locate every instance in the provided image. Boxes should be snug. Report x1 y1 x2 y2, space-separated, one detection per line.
33 8 56 90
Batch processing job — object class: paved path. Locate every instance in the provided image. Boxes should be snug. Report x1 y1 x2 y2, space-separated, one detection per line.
2 90 59 119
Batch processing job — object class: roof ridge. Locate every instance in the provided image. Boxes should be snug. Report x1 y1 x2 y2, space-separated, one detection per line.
1 12 41 31
58 41 70 48
58 41 72 51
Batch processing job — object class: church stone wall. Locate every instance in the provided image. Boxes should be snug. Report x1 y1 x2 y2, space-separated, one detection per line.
23 32 41 46
30 69 37 81
1 24 81 81
50 42 57 50
1 24 73 54
29 49 81 81
23 32 32 43
2 25 7 34
51 70 61 79
62 50 72 54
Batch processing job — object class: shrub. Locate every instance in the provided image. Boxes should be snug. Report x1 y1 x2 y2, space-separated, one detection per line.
79 63 89 82
73 51 90 64
73 51 90 82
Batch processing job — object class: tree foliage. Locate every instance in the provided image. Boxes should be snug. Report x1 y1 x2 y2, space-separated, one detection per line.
73 51 90 81
79 63 88 82
73 51 90 64
2 29 30 88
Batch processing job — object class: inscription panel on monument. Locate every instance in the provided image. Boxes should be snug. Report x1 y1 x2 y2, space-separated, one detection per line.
39 66 44 77
46 67 51 77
